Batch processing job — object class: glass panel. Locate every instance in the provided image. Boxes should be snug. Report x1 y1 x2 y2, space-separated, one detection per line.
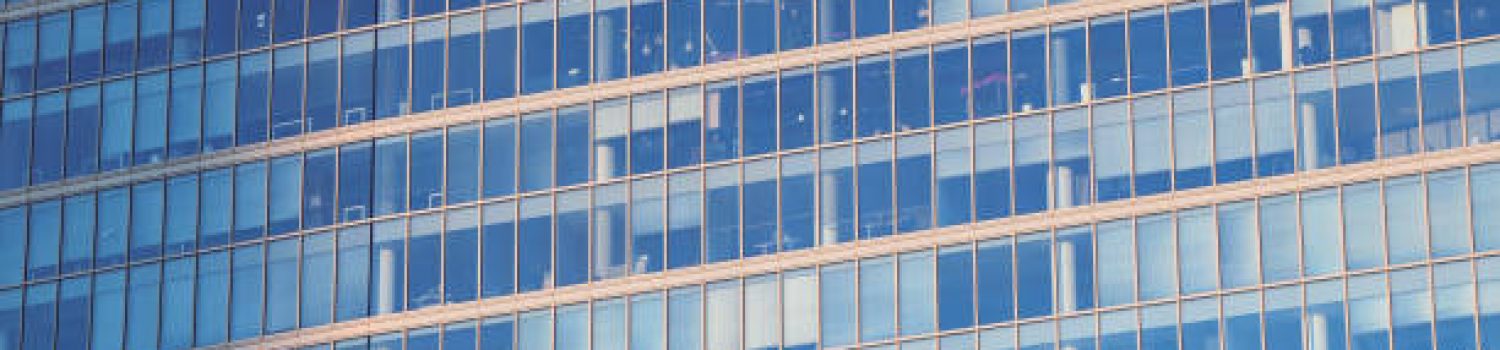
782 154 816 250
518 197 552 292
1255 76 1297 176
1131 8 1169 92
558 0 590 88
900 250 937 335
859 140 895 238
1210 0 1249 79
1260 195 1300 283
858 56 893 137
1138 214 1177 301
746 275 780 350
410 131 445 210
483 202 517 297
938 246 975 330
897 134 934 232
975 121 1012 220
337 226 371 321
1051 23 1088 105
822 263 857 347
1302 188 1344 275
556 190 589 286
67 86 102 177
408 215 442 309
1134 96 1171 196
784 270 817 350
1174 90 1213 190
861 256 897 341
744 160 777 256
485 119 518 198
231 246 265 340
936 128 972 226
707 281 741 349
485 8 519 101
669 87 704 168
705 165 740 263
895 49 931 131
1348 274 1391 349
1170 3 1208 86
371 219 406 315
451 14 483 107
1016 232 1052 318
669 287 703 350
412 21 446 113
62 194 97 274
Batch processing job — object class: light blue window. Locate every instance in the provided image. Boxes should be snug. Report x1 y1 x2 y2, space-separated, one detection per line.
897 134 934 233
131 181 165 260
58 278 92 350
980 327 1016 350
518 310 552 350
1249 0 1288 72
597 99 630 180
103 0 137 76
861 256 897 341
859 140 895 238
1016 232 1052 318
938 246 975 330
486 8 519 101
1464 41 1500 144
1428 170 1471 257
932 0 966 23
1386 176 1429 264
302 149 336 229
894 49 931 132
1054 109 1091 208
412 21 447 113
265 238 300 333
169 66 204 158
632 179 667 273
1174 91 1213 190
894 0 931 29
518 197 552 292
1264 286 1303 350
31 93 65 184
342 33 375 125
634 0 667 74
898 251 937 335
670 287 703 349
234 162 268 242
268 156 302 236
1130 9 1169 92
1055 227 1094 312
972 35 1008 117
67 86 102 177
1012 30 1046 111
1091 16 1128 99
521 1 555 94
782 154 816 250
302 232 335 327
410 131 445 211
707 281 742 349
450 14 483 107
746 275 781 350
484 119 517 198
743 75 777 156
1332 0 1373 59
271 46 305 139
483 202 517 297
0 99 34 189
158 260 195 349
1348 274 1391 349
97 187 129 267
72 6 105 82
236 54 271 146
1060 316 1096 350
1209 0 1248 79
1482 258 1500 350
1433 262 1476 349
1344 182 1386 269
670 0 703 67
95 271 128 350
1336 63 1378 164
230 246 263 340
203 60 236 151
706 165 740 263
930 43 966 123
594 184 628 281
1051 23 1088 105
1019 321 1054 350
1215 83 1253 183
858 56 893 137
1378 58 1420 159
406 327 439 350
1141 304 1178 350
1094 102 1131 202
1099 311 1137 350
369 220 407 316
1096 221 1135 307
202 0 234 56
669 87 704 168
409 215 443 309
1218 202 1259 288
703 81 741 162
634 94 668 174
935 128 972 226
783 270 817 350
1179 208 1218 294
22 283 57 350
1013 116 1049 214
1138 214 1177 300
820 62 855 142
200 169 233 249
975 121 1012 221
1292 0 1332 65
134 73 169 165
98 79 133 172
596 0 630 81
977 238 1015 325
1260 195 1300 283
558 303 589 350
337 226 371 322
520 112 553 192
194 252 228 346
449 124 482 205
822 263 858 347
1255 77 1297 177
62 194 97 274
669 171 702 267
780 69 816 149
27 201 61 280
1170 3 1208 86
1391 268 1434 349
374 26 410 120
744 160 778 257
555 190 589 286
2 20 36 95
557 0 590 89
1301 188 1344 275
1421 49 1462 152
1182 297 1222 350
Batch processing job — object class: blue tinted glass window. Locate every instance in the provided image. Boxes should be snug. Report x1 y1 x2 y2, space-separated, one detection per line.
304 149 337 229
28 202 61 279
371 219 406 315
1140 304 1178 350
1463 42 1500 144
1460 0 1500 37
1292 0 1332 65
485 119 518 198
374 26 410 120
938 246 975 330
306 39 339 132
895 50 931 131
239 0 271 49
669 87 704 167
1337 63 1378 164
409 214 442 309
780 69 816 149
126 264 162 349
345 0 379 28
451 14 484 107
93 271 127 349
743 0 775 56
134 73 169 165
1259 195 1300 283
1174 91 1213 190
35 13 69 90
896 134 933 233
1385 176 1428 264
1348 274 1391 349
371 136 408 217
234 162 268 242
781 153 816 250
783 270 816 350
62 194 97 274
1297 69 1338 168
974 121 1011 221
1178 208 1217 294
855 0 890 37
410 131 445 210
1432 262 1476 349
1055 227 1094 312
705 166 740 263
413 21 446 113
169 66 204 158
705 0 738 63
203 60 236 152
336 226 371 321
669 173 703 268
169 0 204 64
445 322 480 350
1344 182 1384 269
1215 83 1254 183
203 0 236 56
342 33 376 125
0 99 32 190
4 20 38 94
1054 110 1090 208
1051 23 1088 105
32 93 65 184
1013 116 1049 214
899 251 937 335
1012 30 1047 111
19 284 59 349
819 63 855 142
633 0 667 75
1093 103 1130 202
482 316 516 350
557 107 591 186
66 86 101 178
1181 298 1221 350
130 181 165 260
1421 49 1462 151
1218 202 1259 288
743 160 777 257
1332 0 1373 59
301 232 334 328
821 147 857 243
596 0 630 81
265 238 299 333
971 36 1008 118
934 129 971 227
194 252 228 346
1428 170 1471 257
237 54 271 146
781 0 815 50
1015 232 1052 318
446 209 480 303
859 140 894 238
555 190 589 286
1390 268 1434 349
274 0 305 42
449 124 482 204
1300 189 1343 275
597 99 630 180
522 1 555 94
860 257 896 341
271 46 305 139
1090 16 1128 99
96 188 129 267
705 81 740 162
103 1 137 75
57 278 92 350
486 8 519 101
1250 0 1288 72
670 0 703 67
72 6 105 82
200 170 233 249
745 276 779 350
1095 221 1135 307
1129 9 1168 92
1136 214 1176 300
1210 0 1248 79
858 56 893 137
1170 3 1208 86
894 0 930 30
1255 77 1296 177
595 184 628 281
976 238 1015 325
230 249 263 339
520 112 554 192
518 197 552 292
743 75 777 156
933 44 969 125
267 156 302 237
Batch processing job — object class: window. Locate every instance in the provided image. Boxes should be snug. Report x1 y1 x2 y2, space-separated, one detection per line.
668 172 702 268
27 201 61 280
1210 0 1248 79
783 270 816 349
1332 0 1373 59
265 238 299 333
560 0 594 89
3 20 36 95
1137 214 1176 300
822 147 857 243
483 202 517 297
1464 41 1500 144
1051 23 1088 105
743 160 778 257
781 0 815 50
1255 77 1296 176
706 165 741 263
33 93 65 184
66 86 101 178
375 26 411 119
743 0 775 56
0 99 33 189
1428 170 1472 257
1014 116 1049 214
1012 30 1047 111
895 50 932 131
305 40 339 132
337 226 371 321
858 56 894 137
1174 91 1213 190
410 131 445 210
782 153 816 250
705 0 739 63
130 182 165 260
409 214 443 309
485 119 518 198
449 125 482 204
271 46 305 140
937 246 975 330
372 219 406 314
1421 49 1462 151
1292 0 1332 65
1344 182 1385 269
1215 83 1254 183
556 190 589 286
975 121 1012 221
935 128 972 227
976 238 1015 325
634 0 667 75
268 156 301 237
36 13 70 90
780 69 816 149
72 6 105 82
1091 16 1128 98
1130 9 1169 92
1301 188 1344 275
669 87 704 168
62 194 97 274
520 112 554 192
104 1 137 75
234 162 268 242
237 54 271 146
486 8 519 101
596 183 628 281
518 197 553 292
670 0 703 67
743 75 777 156
896 134 933 232
705 81 740 162
1016 232 1052 318
856 0 891 38
451 14 483 107
342 33 376 125
746 275 781 349
1260 195 1300 283
1337 63 1378 164
820 62 855 143
1385 176 1428 264
194 252 228 346
274 0 305 42
1250 0 1288 73
127 264 162 348
900 251 937 335
170 67 204 158
861 257 897 341
522 1 555 94
822 263 857 347
859 141 895 238
339 143 374 223
230 246 263 340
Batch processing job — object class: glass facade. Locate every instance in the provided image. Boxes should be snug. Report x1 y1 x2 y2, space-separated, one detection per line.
1 0 1500 347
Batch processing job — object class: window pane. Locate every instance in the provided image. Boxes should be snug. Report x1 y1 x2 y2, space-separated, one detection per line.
977 238 1016 325
975 121 1012 221
633 94 668 174
372 220 407 315
633 0 666 74
1294 73 1334 166
1096 221 1135 307
895 50 931 131
820 62 855 142
307 40 339 132
408 215 443 309
451 14 483 107
67 86 102 177
410 131 445 210
521 1 554 94
935 128 972 226
271 46 304 139
784 270 816 350
669 87 704 168
1260 195 1300 283
448 129 483 206
705 81 739 162
337 226 371 322
938 246 975 330
746 275 780 349
1215 83 1254 183
483 202 517 297
1255 77 1297 176
230 246 262 340
1345 182 1385 269
520 112 553 192
265 238 299 333
1016 232 1052 318
556 190 589 286
1130 9 1169 92
1302 188 1344 275
1014 116 1049 214
858 56 894 137
485 8 519 101
859 141 895 238
706 165 740 263
517 197 552 292
1051 23 1088 105
1091 16 1128 99
743 160 777 256
782 154 816 251
861 256 897 341
1426 170 1469 257
897 134 933 233
822 263 857 347
1174 91 1213 190
485 119 518 198
1138 214 1177 300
